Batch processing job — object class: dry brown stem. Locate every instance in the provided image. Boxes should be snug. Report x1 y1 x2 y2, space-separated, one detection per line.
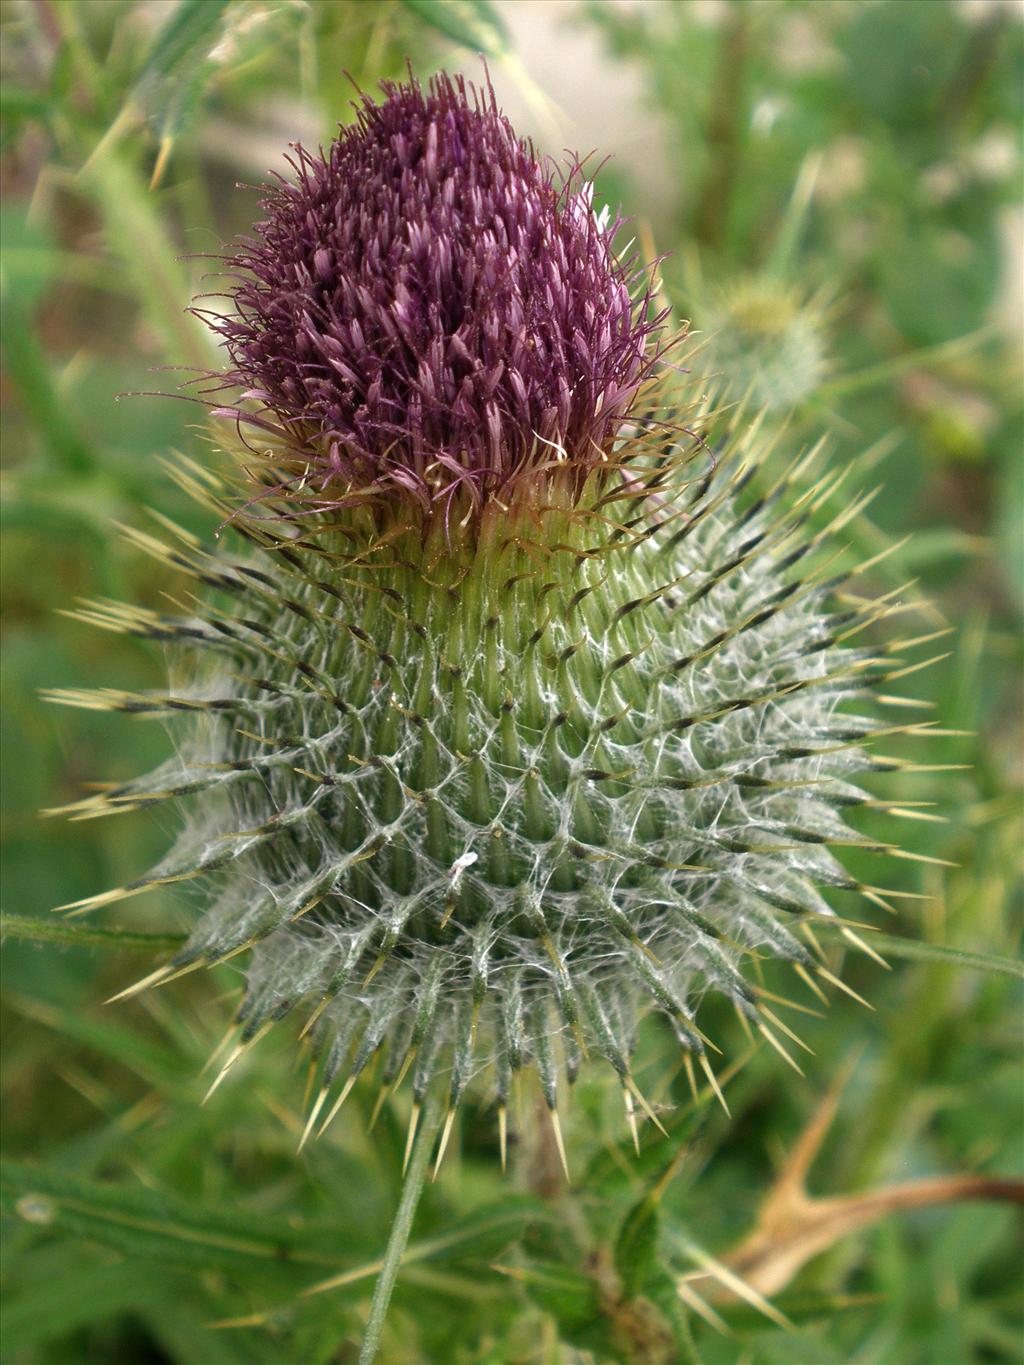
697 1066 1024 1300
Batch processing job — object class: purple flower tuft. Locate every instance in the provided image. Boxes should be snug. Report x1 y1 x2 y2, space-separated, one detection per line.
202 71 665 514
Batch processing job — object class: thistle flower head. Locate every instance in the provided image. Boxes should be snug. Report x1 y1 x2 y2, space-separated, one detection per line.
207 71 663 516
51 71 915 1169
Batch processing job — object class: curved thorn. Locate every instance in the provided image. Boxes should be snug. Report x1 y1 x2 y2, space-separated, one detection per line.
201 1024 238 1076
683 1052 699 1104
733 1002 755 1043
677 1281 731 1335
368 1084 390 1132
203 1023 270 1103
758 1022 804 1074
683 1243 793 1331
299 996 330 1039
759 1007 814 1055
393 1046 416 1093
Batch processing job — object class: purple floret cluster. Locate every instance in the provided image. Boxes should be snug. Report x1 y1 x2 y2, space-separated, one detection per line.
205 71 664 513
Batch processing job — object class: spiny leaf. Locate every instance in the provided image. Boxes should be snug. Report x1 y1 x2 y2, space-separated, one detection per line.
225 1198 546 1299
5 992 196 1091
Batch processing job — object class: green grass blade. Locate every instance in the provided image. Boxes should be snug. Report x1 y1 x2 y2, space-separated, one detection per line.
816 326 996 401
399 0 510 57
0 292 94 474
136 0 231 85
80 152 213 368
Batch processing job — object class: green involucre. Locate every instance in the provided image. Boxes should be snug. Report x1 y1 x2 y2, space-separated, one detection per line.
53 433 897 1136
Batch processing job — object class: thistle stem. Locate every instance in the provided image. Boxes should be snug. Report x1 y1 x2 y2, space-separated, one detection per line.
694 3 749 251
358 1088 445 1365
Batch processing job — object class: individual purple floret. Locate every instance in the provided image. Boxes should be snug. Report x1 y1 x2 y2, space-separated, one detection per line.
202 70 665 513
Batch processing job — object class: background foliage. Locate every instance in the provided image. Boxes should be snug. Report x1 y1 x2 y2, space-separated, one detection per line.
2 2 1021 1361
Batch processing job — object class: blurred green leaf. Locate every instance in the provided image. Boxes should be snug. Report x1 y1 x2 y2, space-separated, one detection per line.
1 1159 345 1271
614 1188 661 1299
136 0 231 86
6 993 197 1092
144 1302 282 1365
78 152 212 368
2 1253 173 1355
843 0 965 129
882 225 1001 347
399 0 510 57
305 1196 549 1297
429 1196 548 1263
0 85 51 127
891 527 989 570
0 290 95 474
85 0 232 181
995 417 1024 614
815 327 997 402
645 1264 702 1365
512 1260 606 1346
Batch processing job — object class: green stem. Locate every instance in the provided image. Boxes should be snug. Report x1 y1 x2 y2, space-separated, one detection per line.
817 922 1023 980
358 1088 445 1365
676 1306 703 1365
0 913 185 953
693 3 749 251
815 325 995 401
0 291 95 475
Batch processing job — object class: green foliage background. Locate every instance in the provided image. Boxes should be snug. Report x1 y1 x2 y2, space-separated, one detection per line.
1 2 1021 1361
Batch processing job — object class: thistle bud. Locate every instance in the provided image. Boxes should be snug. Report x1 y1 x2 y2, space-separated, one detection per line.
691 273 829 413
52 72 904 1159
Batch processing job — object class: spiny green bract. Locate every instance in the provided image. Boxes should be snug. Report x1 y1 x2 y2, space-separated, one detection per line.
50 422 905 1159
